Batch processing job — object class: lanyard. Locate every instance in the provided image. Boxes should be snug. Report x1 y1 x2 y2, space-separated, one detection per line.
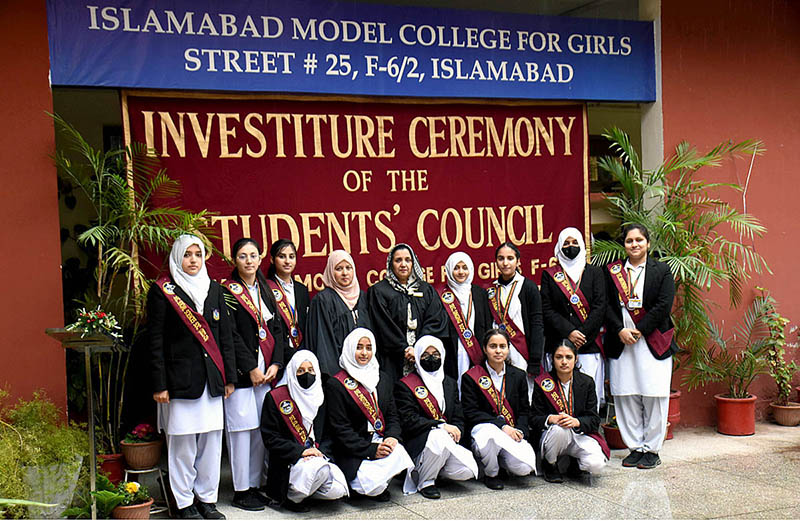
627 267 644 298
494 373 506 414
464 292 473 326
254 282 264 328
561 268 583 296
498 280 518 322
277 277 298 325
560 379 574 416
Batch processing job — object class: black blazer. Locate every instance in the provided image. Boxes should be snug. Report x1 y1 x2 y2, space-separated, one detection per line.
307 288 372 376
260 388 331 503
227 276 288 389
394 374 465 459
461 364 531 439
492 276 545 375
147 279 237 399
541 265 606 355
529 370 600 450
442 284 492 379
604 257 678 360
324 370 403 481
271 278 310 366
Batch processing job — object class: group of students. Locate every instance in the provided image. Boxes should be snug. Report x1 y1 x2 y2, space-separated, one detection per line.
147 222 678 519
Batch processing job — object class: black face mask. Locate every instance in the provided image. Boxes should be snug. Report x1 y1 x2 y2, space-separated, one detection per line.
562 245 581 260
296 372 316 389
419 355 442 372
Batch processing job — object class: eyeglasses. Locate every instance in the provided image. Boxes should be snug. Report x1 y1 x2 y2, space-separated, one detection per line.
236 253 260 261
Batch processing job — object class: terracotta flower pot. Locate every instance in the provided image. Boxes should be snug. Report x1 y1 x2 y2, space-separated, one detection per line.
112 498 153 519
121 440 163 470
771 402 800 426
796 385 800 403
601 424 627 450
715 394 756 436
98 453 125 484
666 389 681 440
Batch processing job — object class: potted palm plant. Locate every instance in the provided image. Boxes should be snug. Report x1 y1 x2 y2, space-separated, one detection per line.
51 114 216 472
591 128 770 434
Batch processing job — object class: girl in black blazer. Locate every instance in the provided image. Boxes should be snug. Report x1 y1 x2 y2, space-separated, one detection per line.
267 239 310 369
260 350 348 512
531 340 608 483
541 227 607 407
147 235 235 520
440 252 492 391
323 328 413 501
604 223 677 470
490 242 545 397
461 329 538 490
222 238 287 512
394 336 478 500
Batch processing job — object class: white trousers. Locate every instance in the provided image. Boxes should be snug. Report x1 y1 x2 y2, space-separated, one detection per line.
225 428 265 492
540 424 606 474
470 423 537 478
287 456 349 503
615 394 669 453
402 429 478 494
578 353 605 408
167 430 223 509
349 443 414 496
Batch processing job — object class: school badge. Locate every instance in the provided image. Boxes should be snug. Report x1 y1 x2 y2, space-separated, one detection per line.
478 376 492 390
212 309 220 321
272 289 283 301
279 399 294 415
227 282 243 295
463 329 473 339
570 294 580 305
162 282 175 295
541 378 555 392
611 264 622 274
414 386 429 399
442 291 455 304
343 377 358 390
554 272 565 282
487 287 496 299
373 419 383 431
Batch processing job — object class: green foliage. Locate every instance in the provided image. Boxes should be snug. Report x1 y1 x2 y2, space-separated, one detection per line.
62 477 150 519
761 293 799 405
591 128 770 373
51 113 217 453
0 390 86 519
684 291 780 398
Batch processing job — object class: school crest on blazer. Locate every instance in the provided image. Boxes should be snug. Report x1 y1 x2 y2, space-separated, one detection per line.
343 377 358 390
272 289 283 301
279 399 294 415
227 282 243 295
162 282 176 295
540 377 555 392
441 291 455 304
478 375 492 389
414 386 429 399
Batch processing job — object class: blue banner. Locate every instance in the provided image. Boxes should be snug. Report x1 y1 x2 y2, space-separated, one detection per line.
47 0 655 101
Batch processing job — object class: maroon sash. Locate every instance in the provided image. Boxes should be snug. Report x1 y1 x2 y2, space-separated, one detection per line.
606 261 674 357
400 372 442 421
465 365 515 427
266 279 303 348
534 373 610 459
545 266 604 356
437 287 483 366
157 276 226 384
222 280 275 363
333 370 386 435
270 385 317 448
487 283 529 362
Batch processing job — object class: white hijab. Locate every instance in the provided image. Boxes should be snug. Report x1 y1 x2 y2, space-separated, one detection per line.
339 328 380 395
554 227 587 284
445 252 474 325
168 234 211 314
286 350 324 432
414 335 446 414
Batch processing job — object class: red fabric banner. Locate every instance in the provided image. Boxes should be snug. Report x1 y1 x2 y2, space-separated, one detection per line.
124 92 588 289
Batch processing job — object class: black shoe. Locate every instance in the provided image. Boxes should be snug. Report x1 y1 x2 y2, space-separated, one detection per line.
565 457 589 479
282 499 310 512
371 489 392 502
232 490 265 511
419 485 441 499
637 452 661 469
543 461 564 483
484 475 504 490
249 488 270 506
622 450 644 467
178 505 203 519
195 502 226 520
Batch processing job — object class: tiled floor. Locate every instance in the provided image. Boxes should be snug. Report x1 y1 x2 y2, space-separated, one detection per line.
150 423 800 519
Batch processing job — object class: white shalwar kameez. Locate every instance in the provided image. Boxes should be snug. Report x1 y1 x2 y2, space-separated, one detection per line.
470 363 538 478
493 273 535 400
609 261 671 454
158 386 224 509
349 429 414 496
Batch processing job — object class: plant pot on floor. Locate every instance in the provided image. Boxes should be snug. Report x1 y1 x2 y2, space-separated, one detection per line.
796 386 800 403
601 424 627 450
112 498 154 520
24 456 84 519
771 402 800 426
99 453 125 484
715 394 756 436
666 390 681 439
121 440 163 470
